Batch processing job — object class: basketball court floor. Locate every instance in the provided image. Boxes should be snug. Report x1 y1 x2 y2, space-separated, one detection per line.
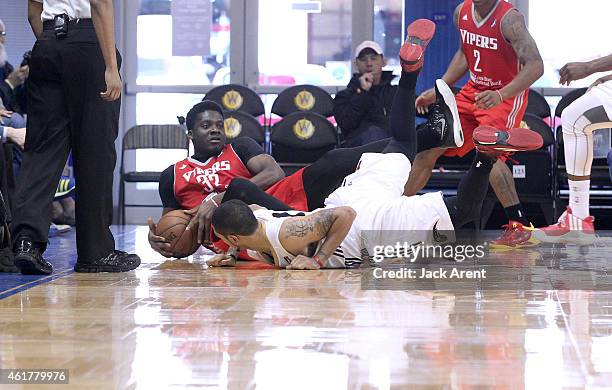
1 226 611 389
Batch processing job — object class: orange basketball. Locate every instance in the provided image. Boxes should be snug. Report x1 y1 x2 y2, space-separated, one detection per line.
156 210 200 258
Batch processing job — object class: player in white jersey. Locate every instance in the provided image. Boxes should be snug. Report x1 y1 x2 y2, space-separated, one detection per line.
207 19 543 270
534 53 612 245
222 152 456 269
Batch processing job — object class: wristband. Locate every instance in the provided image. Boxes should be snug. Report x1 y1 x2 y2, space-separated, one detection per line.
496 89 504 102
202 192 219 207
312 254 324 267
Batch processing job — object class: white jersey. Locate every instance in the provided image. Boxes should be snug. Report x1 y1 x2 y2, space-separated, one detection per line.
324 153 455 264
247 209 359 268
249 153 454 268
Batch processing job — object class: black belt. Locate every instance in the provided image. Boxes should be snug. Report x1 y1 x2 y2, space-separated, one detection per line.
42 18 93 31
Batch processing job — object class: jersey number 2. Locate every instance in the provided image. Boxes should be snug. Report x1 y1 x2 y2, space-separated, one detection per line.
473 49 482 72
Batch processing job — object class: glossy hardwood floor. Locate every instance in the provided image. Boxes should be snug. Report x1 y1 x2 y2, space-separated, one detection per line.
0 226 611 389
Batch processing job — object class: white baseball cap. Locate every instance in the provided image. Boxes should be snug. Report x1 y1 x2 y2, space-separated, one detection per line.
354 40 384 58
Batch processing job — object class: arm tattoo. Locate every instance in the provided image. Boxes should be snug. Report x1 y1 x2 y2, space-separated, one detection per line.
501 11 542 66
283 209 334 240
284 219 314 238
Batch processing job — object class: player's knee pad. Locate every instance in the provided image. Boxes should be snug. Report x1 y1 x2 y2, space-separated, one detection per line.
561 103 593 137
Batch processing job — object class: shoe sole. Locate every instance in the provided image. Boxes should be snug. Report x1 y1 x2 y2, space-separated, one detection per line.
435 79 464 148
400 19 436 71
0 260 19 273
54 188 75 200
474 126 543 152
74 261 141 273
532 229 596 245
489 240 538 250
14 254 53 275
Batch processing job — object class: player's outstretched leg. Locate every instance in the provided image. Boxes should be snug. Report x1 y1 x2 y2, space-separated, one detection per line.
444 152 495 228
446 128 544 229
385 19 463 161
473 125 543 152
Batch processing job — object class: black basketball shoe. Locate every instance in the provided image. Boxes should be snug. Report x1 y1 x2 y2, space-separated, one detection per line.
425 79 464 149
74 250 141 273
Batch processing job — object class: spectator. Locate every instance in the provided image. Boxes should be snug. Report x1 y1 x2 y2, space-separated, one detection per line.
0 120 26 273
0 19 28 115
334 40 397 147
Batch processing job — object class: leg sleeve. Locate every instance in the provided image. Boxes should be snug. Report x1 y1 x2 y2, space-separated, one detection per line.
382 71 419 161
561 90 612 176
444 152 495 228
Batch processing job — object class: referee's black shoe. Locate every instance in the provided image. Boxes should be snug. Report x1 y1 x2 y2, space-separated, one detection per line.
14 238 54 275
74 250 141 273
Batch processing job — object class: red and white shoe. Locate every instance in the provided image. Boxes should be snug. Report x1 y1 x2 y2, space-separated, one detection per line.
533 207 595 245
400 19 436 72
489 221 539 250
474 125 543 153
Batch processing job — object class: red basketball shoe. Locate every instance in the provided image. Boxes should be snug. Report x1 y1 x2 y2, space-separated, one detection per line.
533 207 595 245
474 126 543 152
400 19 436 72
489 221 539 250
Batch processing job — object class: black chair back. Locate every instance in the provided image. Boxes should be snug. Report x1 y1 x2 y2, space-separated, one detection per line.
270 112 337 166
205 84 265 117
526 89 551 119
223 111 265 144
271 85 334 118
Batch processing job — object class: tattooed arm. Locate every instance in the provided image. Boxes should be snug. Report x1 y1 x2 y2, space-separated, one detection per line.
499 9 544 100
279 207 356 266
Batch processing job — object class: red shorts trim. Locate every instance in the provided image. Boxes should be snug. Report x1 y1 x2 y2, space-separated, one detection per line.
444 84 529 157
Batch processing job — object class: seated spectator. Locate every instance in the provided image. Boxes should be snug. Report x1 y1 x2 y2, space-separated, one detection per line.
52 175 76 227
0 121 25 273
0 19 28 115
334 40 396 147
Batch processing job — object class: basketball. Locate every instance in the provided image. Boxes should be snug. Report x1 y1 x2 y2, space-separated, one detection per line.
156 210 200 257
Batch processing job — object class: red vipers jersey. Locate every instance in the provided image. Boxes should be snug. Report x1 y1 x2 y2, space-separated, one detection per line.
173 144 252 209
458 0 520 91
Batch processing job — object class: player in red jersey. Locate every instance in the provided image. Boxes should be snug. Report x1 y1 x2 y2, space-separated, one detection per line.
410 0 544 249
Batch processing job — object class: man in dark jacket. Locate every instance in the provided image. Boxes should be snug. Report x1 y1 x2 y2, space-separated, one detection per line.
334 40 397 147
0 20 28 115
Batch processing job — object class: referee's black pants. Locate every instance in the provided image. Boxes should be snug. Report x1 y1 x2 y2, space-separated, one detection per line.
11 20 122 263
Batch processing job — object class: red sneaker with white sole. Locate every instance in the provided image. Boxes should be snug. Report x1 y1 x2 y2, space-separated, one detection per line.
533 207 595 245
474 125 543 152
400 19 436 72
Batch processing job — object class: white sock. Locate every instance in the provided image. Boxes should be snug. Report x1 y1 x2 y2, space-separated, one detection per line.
568 179 590 219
